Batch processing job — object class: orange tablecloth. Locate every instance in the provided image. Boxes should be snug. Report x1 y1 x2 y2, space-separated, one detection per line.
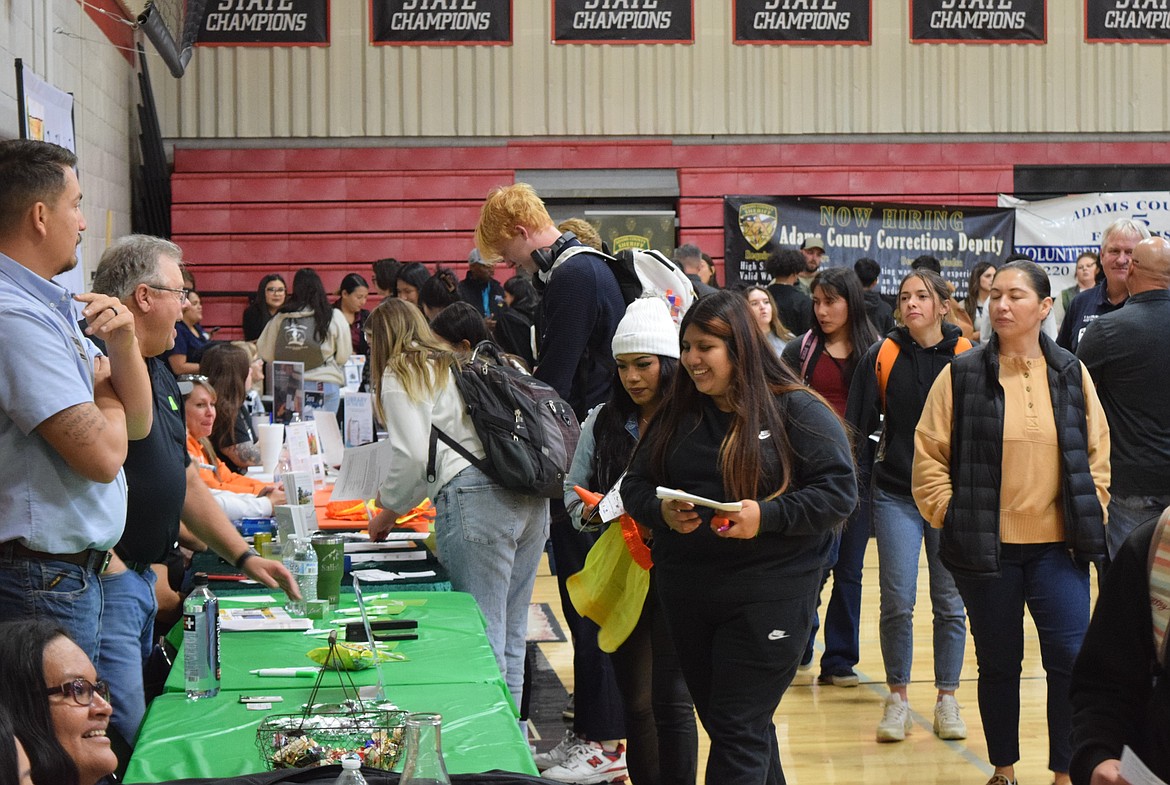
313 488 434 532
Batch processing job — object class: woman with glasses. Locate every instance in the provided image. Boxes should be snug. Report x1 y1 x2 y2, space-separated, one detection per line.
257 268 352 414
0 619 118 785
242 273 287 342
364 298 549 712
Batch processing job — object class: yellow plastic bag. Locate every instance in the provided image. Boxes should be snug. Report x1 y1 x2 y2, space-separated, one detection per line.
567 522 650 653
307 641 397 670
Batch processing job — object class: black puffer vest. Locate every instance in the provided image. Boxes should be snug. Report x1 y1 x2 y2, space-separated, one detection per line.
942 333 1106 579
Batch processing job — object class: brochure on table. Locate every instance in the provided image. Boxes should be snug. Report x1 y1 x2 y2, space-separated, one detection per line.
286 419 326 486
270 361 304 425
343 392 374 448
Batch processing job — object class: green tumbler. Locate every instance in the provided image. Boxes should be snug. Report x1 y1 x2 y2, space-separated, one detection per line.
311 534 345 608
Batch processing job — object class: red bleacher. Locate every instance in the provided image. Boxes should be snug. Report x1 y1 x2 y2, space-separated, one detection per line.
173 139 1162 339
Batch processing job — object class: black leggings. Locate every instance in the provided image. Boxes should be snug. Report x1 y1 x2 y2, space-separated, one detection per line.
549 502 626 740
609 575 698 785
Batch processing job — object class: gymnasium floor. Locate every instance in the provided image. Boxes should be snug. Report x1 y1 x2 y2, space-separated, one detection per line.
530 542 1089 785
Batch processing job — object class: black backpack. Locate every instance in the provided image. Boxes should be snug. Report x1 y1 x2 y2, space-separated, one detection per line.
427 341 580 498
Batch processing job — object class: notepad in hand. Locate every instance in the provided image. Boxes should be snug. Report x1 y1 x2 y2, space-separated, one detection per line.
655 487 743 513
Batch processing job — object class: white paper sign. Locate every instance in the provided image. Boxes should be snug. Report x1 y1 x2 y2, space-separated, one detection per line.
286 420 326 486
343 392 375 448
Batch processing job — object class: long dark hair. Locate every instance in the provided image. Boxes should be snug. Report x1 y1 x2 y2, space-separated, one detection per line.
809 267 880 355
430 301 490 348
394 262 431 297
0 704 20 785
503 276 539 315
419 266 460 314
200 343 252 453
640 291 809 501
282 267 333 342
0 620 81 785
591 356 679 491
963 262 995 323
245 273 285 320
333 273 369 310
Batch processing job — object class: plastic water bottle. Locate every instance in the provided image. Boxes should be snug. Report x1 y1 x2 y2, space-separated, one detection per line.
333 754 367 785
183 573 220 699
286 536 317 615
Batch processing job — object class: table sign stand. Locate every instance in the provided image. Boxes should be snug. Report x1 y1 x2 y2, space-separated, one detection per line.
352 575 387 701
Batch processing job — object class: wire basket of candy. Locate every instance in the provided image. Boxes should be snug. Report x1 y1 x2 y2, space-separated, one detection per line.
255 630 406 770
256 707 407 770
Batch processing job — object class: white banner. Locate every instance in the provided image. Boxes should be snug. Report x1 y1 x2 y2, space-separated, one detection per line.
999 191 1170 306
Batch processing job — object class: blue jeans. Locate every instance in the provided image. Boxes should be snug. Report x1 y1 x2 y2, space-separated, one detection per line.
953 543 1090 773
1106 494 1170 561
818 470 872 676
94 567 158 746
0 555 104 662
873 486 966 689
434 464 550 709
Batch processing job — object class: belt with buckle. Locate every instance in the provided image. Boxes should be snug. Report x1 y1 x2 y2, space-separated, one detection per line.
0 541 111 573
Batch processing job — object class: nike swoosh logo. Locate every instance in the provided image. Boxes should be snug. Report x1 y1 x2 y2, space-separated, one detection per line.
767 630 788 640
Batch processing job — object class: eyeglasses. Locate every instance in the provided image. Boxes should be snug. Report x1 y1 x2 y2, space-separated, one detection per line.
147 284 191 303
177 374 210 385
45 678 110 707
265 287 286 294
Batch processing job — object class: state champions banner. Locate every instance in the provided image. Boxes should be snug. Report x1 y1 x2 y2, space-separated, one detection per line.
552 0 693 44
371 0 511 44
999 191 1170 296
198 0 329 46
911 0 1046 43
724 196 1014 299
1085 0 1170 42
734 0 871 44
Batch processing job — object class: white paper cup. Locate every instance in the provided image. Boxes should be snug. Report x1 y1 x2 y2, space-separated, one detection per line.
258 423 285 473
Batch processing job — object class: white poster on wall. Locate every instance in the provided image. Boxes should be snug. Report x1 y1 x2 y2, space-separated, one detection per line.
999 191 1170 312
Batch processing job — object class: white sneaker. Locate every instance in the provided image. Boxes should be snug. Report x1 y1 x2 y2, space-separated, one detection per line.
933 694 968 740
533 730 584 771
876 693 912 742
541 741 628 784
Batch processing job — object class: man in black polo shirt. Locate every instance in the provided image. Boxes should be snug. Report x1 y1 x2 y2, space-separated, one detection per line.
1078 235 1170 560
1058 217 1149 353
91 235 297 747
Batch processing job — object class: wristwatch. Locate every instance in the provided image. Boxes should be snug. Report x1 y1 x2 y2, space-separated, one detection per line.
234 547 261 570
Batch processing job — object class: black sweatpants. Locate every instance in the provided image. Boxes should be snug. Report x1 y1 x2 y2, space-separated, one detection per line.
658 587 816 785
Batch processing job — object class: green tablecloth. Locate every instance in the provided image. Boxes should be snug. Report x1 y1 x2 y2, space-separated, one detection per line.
163 592 504 695
123 681 537 782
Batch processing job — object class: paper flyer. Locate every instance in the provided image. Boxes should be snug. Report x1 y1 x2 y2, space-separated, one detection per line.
286 419 326 486
343 392 375 447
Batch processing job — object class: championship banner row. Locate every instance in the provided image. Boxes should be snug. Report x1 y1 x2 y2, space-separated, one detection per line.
197 1 1170 47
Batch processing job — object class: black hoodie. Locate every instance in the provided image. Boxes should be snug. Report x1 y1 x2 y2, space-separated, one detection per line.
845 322 965 497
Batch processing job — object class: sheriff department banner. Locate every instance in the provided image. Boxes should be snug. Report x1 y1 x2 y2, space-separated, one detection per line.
724 196 1015 299
198 0 329 46
371 0 511 44
1085 0 1170 42
910 0 1046 43
552 0 693 43
733 0 871 44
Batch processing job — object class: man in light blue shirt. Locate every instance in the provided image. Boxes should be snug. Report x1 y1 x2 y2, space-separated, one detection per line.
0 140 152 662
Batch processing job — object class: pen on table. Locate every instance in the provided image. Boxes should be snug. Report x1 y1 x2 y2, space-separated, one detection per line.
249 667 320 677
207 574 249 582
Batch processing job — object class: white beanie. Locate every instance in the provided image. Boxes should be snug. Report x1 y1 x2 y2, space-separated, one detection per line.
611 296 680 359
